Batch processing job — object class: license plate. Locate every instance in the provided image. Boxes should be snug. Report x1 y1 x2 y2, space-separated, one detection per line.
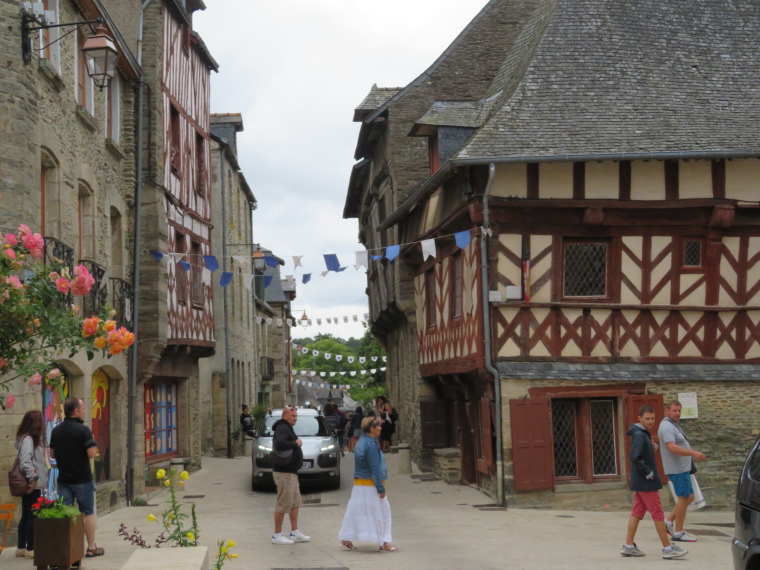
302 461 312 469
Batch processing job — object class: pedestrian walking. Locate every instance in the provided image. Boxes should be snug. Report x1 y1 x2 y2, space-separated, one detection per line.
658 400 706 543
271 406 310 545
348 406 364 452
14 410 48 559
339 416 398 552
620 405 687 559
49 397 104 559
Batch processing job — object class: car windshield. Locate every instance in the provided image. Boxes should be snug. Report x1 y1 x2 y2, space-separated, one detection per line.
259 415 329 438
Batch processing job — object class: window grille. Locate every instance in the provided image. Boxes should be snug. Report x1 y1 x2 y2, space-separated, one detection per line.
552 400 577 477
684 240 702 267
564 242 607 297
590 400 617 476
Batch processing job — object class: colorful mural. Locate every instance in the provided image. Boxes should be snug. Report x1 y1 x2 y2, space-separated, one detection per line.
91 369 110 482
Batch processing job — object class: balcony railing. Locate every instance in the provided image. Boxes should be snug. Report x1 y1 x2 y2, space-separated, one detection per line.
110 277 133 329
43 237 75 273
78 259 108 318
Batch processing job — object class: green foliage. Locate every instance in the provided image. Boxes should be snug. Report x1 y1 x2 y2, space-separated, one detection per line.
32 496 82 522
251 404 267 425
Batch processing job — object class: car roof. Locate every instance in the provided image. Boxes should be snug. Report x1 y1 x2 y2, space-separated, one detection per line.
269 408 320 417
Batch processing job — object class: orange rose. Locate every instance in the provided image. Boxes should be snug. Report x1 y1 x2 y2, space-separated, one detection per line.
94 336 107 349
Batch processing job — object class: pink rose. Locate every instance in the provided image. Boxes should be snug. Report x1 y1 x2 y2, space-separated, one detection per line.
5 275 22 289
47 368 61 379
4 395 16 409
48 272 60 281
21 233 45 259
55 278 70 294
3 248 16 260
17 224 31 236
28 373 43 386
4 233 18 246
0 357 8 369
69 266 95 296
82 317 100 337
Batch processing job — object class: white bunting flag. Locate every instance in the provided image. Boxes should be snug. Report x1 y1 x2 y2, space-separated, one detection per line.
421 238 437 261
277 318 283 326
293 255 303 268
307 319 312 326
347 356 354 363
325 353 332 360
371 369 376 374
312 350 319 357
300 370 306 375
343 316 349 323
287 318 292 326
243 274 254 289
326 318 332 324
363 313 369 320
320 372 326 377
381 367 386 371
320 271 329 277
339 372 346 376
266 318 272 325
355 250 368 270
371 356 378 362
383 356 387 362
329 372 335 377
353 315 359 322
310 371 316 376
257 317 263 324
317 319 322 325
232 255 248 265
350 371 356 377
359 357 366 364
335 355 343 362
302 347 308 354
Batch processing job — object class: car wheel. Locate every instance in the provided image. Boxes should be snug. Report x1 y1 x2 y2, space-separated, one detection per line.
252 476 263 491
331 475 341 490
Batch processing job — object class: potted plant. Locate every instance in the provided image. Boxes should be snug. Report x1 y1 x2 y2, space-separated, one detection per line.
32 496 85 569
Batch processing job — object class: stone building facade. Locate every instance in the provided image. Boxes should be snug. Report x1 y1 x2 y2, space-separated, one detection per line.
199 113 257 456
0 0 141 516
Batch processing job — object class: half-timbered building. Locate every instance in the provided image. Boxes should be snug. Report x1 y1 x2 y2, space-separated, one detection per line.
136 0 218 486
348 0 760 508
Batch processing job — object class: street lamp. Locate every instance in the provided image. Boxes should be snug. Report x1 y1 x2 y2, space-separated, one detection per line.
252 247 267 272
82 26 119 90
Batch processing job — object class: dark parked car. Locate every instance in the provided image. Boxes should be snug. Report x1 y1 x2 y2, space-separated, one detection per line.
733 436 760 570
250 408 340 491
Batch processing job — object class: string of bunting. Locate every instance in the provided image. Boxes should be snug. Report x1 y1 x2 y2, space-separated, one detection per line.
293 369 385 391
291 346 387 364
145 228 481 288
256 314 370 328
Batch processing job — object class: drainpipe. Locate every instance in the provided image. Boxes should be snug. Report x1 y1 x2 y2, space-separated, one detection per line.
249 202 258 406
219 146 232 458
480 163 504 507
126 0 155 506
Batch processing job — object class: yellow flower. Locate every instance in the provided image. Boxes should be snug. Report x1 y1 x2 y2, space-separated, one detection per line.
227 540 236 548
221 546 228 554
231 553 238 559
147 513 156 522
156 469 166 479
186 532 194 540
178 480 185 486
168 513 175 519
180 471 189 480
164 479 171 486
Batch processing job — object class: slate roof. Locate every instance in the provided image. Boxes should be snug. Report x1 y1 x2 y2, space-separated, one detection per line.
458 0 760 160
496 362 760 382
410 101 488 136
261 249 288 304
353 85 403 121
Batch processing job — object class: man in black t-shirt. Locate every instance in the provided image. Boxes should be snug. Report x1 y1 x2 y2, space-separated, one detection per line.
50 397 103 559
240 404 255 438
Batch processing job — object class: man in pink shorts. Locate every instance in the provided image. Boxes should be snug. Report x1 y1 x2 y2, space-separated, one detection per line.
621 405 687 559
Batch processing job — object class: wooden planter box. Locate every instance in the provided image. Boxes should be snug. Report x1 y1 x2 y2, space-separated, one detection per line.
33 513 85 569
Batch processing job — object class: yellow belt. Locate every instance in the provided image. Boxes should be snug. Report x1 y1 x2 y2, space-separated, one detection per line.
354 478 385 486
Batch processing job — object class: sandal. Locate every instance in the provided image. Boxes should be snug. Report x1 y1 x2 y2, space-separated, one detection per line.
380 543 399 552
340 540 356 551
86 546 105 557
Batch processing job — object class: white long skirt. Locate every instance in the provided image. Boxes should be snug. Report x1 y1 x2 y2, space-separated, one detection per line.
338 484 392 545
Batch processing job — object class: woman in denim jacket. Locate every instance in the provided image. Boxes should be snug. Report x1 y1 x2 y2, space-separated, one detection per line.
14 410 48 559
338 416 398 552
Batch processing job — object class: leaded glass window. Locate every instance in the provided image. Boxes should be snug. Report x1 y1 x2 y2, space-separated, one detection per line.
563 241 608 297
552 400 578 477
684 240 703 267
590 400 617 476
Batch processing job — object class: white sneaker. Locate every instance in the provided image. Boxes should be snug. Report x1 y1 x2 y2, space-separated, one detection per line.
671 531 697 542
272 533 294 545
289 530 311 542
665 519 675 535
662 544 688 559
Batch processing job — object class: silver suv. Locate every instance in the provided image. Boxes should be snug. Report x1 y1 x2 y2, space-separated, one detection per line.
251 408 340 491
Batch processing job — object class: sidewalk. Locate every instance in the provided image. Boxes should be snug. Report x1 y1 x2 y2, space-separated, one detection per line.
2 453 734 569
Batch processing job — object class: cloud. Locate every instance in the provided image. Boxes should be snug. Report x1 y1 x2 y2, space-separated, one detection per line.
195 0 486 338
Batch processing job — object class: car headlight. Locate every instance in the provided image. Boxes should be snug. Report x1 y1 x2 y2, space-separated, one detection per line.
320 444 336 451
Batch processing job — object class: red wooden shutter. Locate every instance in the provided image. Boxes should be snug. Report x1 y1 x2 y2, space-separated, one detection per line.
623 394 666 483
420 400 447 449
477 397 493 474
510 397 553 491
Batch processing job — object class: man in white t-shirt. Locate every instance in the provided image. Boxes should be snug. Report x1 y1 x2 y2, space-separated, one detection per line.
657 400 707 543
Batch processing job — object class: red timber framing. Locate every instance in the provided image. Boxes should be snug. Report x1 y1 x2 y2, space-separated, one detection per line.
510 384 661 491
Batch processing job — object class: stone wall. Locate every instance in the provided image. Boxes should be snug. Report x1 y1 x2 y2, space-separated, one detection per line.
433 448 461 484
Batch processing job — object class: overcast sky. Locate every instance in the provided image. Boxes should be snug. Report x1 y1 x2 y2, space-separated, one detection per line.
194 1 487 341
